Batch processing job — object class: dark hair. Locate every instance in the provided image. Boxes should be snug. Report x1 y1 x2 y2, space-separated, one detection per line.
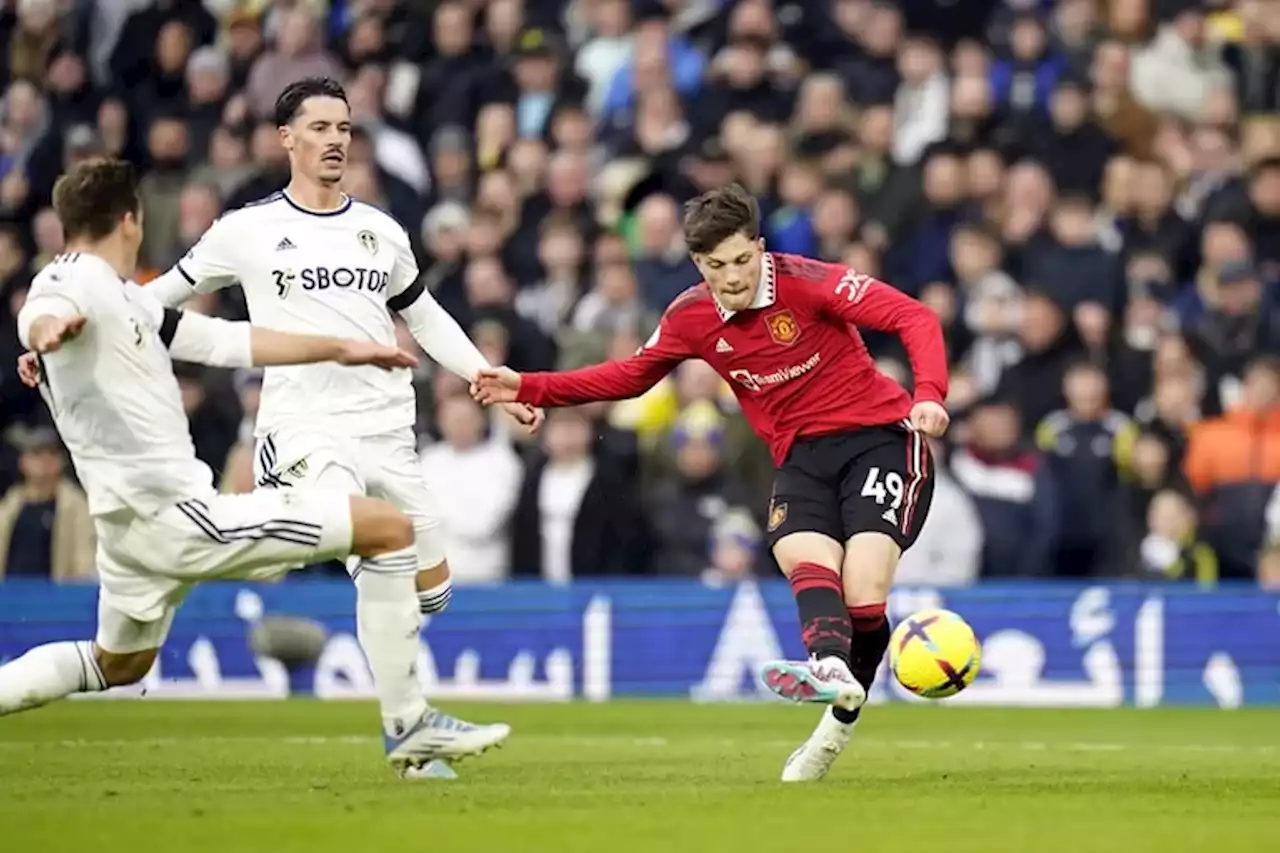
1056 193 1096 211
681 183 761 255
52 158 140 242
952 220 1001 246
1252 156 1280 177
1066 358 1107 377
274 77 349 127
539 212 582 238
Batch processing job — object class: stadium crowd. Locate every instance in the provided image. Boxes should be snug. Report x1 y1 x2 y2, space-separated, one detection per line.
1 0 1279 589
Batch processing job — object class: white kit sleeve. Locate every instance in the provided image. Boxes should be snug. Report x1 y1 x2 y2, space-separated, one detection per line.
17 270 93 348
395 285 491 382
383 224 489 381
147 215 242 308
127 282 252 367
165 311 254 368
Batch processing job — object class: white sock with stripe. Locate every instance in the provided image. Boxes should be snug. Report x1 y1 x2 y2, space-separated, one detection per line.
417 579 452 615
0 641 107 716
354 564 429 738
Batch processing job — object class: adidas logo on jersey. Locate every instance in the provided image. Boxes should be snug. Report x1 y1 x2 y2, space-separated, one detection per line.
882 507 898 525
715 337 734 353
276 237 296 251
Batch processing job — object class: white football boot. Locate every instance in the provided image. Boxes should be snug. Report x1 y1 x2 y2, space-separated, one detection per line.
384 708 511 777
780 707 856 782
759 656 867 712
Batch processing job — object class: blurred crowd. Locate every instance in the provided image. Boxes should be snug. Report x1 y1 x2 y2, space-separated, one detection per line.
2 0 1280 590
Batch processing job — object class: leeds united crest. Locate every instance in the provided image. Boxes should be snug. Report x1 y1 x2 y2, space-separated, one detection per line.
357 230 379 255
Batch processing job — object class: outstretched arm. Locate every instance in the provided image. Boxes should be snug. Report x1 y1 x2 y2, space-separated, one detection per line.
17 288 89 354
388 277 490 381
385 234 542 430
125 284 416 370
475 321 691 408
169 311 417 370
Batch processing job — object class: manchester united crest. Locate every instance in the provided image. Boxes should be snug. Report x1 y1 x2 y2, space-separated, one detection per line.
767 500 788 532
765 310 800 346
357 230 379 255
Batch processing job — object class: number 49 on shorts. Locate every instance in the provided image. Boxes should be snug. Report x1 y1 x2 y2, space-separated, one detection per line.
860 466 905 523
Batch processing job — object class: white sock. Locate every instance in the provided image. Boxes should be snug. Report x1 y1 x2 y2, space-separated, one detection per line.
355 566 429 737
0 641 107 716
417 578 452 614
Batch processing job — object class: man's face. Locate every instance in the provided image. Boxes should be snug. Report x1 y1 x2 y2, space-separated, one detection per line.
544 413 592 460
1052 205 1093 246
1243 365 1280 410
677 438 721 480
924 155 964 207
692 231 764 313
1051 86 1087 129
1011 18 1045 59
1174 10 1205 47
1250 168 1280 214
19 446 62 484
514 54 557 92
970 405 1020 453
1065 367 1107 416
438 395 485 449
1218 279 1261 317
280 95 351 187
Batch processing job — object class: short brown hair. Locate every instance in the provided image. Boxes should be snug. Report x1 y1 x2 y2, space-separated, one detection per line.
52 159 140 242
681 183 760 254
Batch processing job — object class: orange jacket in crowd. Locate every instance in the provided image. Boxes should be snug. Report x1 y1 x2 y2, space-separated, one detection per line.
1183 406 1280 577
1184 407 1280 492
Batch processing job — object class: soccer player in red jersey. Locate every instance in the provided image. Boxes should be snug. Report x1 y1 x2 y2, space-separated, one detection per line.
474 184 950 781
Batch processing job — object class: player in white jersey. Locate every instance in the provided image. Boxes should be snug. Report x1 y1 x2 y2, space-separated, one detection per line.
0 159 509 769
141 77 536 771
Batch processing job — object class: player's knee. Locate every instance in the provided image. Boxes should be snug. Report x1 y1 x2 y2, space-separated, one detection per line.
348 497 415 556
416 561 452 615
772 531 844 577
841 532 901 604
94 647 157 687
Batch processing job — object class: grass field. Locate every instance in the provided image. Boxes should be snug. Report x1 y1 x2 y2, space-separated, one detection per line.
1 701 1278 852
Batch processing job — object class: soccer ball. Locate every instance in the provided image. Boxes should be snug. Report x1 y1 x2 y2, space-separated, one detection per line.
888 608 981 699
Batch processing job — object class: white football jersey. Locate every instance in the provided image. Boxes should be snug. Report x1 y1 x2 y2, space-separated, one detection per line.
17 253 217 516
150 191 419 437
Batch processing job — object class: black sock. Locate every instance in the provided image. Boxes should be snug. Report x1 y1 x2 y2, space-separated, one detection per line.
787 562 851 665
830 602 891 725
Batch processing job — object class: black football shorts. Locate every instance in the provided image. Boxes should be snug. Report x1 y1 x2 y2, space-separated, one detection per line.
765 424 935 552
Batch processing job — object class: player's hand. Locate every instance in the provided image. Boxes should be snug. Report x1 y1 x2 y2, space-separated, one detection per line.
27 314 86 353
502 402 544 433
471 366 523 405
16 351 40 387
335 341 419 371
909 400 950 437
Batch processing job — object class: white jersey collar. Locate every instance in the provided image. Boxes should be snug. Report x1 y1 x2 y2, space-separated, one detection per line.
280 189 353 217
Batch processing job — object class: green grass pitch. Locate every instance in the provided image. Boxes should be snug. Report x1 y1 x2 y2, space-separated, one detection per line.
1 701 1277 852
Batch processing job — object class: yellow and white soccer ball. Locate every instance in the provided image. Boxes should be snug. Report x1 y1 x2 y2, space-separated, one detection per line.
889 608 982 699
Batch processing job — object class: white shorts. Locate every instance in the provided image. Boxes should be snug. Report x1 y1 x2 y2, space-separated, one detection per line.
94 489 353 652
253 425 444 572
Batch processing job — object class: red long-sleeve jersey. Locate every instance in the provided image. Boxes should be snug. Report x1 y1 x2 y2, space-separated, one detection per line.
518 253 949 465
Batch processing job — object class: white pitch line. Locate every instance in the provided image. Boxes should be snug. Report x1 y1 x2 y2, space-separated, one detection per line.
0 735 1271 755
